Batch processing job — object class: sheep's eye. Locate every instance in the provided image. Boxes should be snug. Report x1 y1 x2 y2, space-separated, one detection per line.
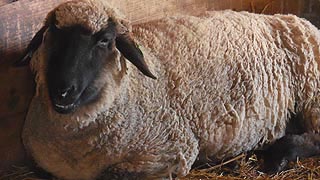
95 29 115 49
97 38 111 48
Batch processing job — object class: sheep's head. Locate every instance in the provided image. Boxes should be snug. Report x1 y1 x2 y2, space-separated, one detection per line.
16 0 156 114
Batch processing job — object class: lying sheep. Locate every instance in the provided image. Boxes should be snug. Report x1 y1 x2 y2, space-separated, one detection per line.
17 0 320 179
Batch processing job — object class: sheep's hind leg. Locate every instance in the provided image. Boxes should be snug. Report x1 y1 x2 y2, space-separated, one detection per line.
260 105 320 173
260 132 320 173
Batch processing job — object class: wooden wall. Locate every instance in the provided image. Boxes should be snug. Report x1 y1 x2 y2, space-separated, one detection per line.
109 0 208 24
0 0 319 170
209 0 306 14
0 0 69 170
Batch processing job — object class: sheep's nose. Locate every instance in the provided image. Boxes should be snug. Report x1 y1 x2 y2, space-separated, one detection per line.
58 85 75 98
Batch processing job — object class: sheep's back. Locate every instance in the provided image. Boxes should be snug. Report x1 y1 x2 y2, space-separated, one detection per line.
132 10 320 159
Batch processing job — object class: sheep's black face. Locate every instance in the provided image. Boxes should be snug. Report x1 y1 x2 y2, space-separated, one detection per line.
46 24 117 114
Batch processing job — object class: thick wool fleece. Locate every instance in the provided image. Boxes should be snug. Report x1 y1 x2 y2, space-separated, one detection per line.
50 0 128 33
132 11 320 158
23 3 320 180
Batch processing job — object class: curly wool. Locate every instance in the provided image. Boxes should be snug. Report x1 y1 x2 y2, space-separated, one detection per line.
132 11 320 160
23 2 320 180
50 0 127 33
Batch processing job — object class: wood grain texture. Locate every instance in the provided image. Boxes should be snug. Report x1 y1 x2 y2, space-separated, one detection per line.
109 0 208 24
0 0 70 57
301 0 320 28
208 0 306 15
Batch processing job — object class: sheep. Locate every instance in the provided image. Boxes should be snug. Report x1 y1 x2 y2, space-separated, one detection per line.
16 0 320 179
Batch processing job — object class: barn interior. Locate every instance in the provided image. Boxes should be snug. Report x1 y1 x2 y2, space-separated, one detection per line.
1 0 320 179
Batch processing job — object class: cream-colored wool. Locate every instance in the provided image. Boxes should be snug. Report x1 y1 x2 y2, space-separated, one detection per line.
50 0 129 33
23 0 320 179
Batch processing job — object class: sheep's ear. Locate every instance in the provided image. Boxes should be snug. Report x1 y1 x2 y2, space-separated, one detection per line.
14 25 48 67
116 33 156 79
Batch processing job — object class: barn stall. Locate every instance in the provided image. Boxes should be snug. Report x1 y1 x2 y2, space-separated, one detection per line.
0 0 320 179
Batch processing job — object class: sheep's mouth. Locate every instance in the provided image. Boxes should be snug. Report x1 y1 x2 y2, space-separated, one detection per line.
51 85 101 114
53 102 77 114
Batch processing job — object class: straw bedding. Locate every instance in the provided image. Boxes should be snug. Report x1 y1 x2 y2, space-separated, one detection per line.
1 154 320 179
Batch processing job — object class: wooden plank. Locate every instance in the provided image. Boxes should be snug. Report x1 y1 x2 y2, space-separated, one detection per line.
0 0 70 57
106 0 208 24
283 0 305 15
208 0 307 15
301 0 320 28
210 0 246 11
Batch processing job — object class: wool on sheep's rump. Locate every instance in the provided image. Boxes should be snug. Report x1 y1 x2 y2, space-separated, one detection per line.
1 154 320 180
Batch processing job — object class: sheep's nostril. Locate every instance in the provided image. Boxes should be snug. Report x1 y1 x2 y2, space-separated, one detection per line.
59 85 75 98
